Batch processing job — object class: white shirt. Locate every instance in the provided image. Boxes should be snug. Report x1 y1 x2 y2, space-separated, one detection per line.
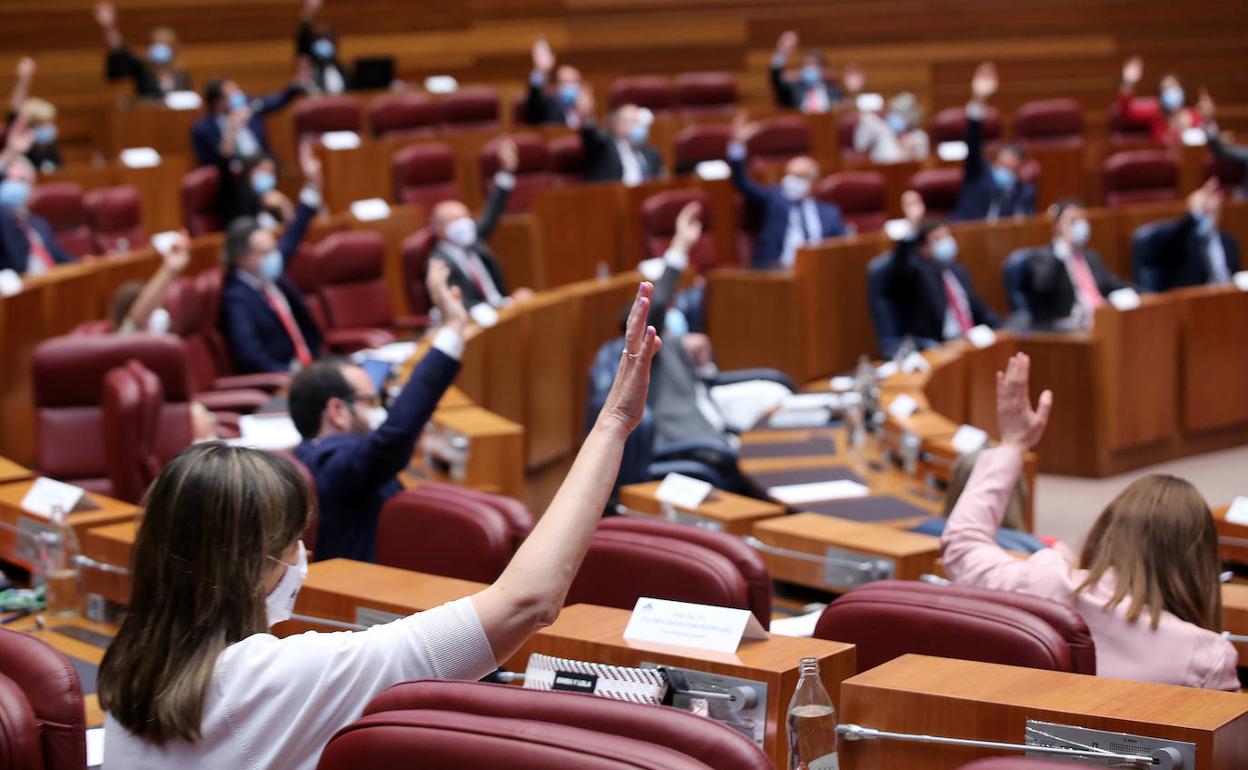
1205 231 1230 284
439 242 506 308
103 597 496 770
853 112 929 164
323 65 345 96
781 199 821 268
615 138 645 187
217 115 260 159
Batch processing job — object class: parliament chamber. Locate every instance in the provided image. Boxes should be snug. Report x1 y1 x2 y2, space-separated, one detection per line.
1 1 1247 769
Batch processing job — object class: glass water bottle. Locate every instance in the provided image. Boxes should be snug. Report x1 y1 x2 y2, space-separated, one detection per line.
787 657 839 770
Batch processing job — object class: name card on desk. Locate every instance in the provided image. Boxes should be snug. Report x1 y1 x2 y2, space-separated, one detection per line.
623 597 768 653
655 473 713 510
20 477 98 518
1233 271 1248 292
1107 287 1142 311
424 75 459 94
937 141 969 162
349 198 391 222
469 303 500 328
1227 497 1248 526
120 147 161 169
163 90 202 110
321 131 362 151
695 160 731 181
888 393 919 419
768 480 869 506
901 351 931 373
951 424 989 455
0 269 23 297
966 324 997 349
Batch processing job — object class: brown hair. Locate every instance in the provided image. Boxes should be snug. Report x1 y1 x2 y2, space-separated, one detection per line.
98 443 309 744
1075 474 1222 631
109 280 144 330
943 450 1028 531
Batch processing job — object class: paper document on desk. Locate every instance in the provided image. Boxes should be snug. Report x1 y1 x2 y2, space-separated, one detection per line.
768 480 869 506
769 608 823 637
1226 497 1248 526
231 414 301 451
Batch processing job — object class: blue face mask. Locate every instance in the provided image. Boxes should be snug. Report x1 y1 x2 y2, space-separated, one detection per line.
251 171 277 196
931 235 958 264
259 249 283 281
0 179 31 211
1161 85 1185 113
1195 212 1216 237
886 112 908 134
33 124 57 145
991 165 1016 191
148 42 173 65
627 122 649 145
229 91 249 112
802 65 822 87
311 38 336 60
558 82 580 107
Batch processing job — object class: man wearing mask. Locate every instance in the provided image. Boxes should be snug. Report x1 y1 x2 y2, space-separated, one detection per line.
579 95 665 186
1020 199 1129 331
0 153 74 274
296 0 350 95
1117 56 1201 145
1137 178 1240 291
290 260 468 562
6 59 62 173
523 37 589 127
219 150 324 374
428 138 533 314
95 2 191 99
952 62 1035 223
882 193 1001 347
191 78 302 168
728 114 847 270
769 30 844 114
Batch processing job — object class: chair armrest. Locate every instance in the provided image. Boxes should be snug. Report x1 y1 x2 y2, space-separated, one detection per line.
325 327 397 354
212 372 292 392
194 388 272 414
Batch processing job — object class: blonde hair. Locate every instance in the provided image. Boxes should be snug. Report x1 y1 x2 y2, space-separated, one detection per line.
19 98 56 124
943 450 1028 531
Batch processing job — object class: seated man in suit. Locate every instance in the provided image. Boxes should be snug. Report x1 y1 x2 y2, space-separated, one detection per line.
769 30 843 114
94 1 191 100
291 260 467 563
428 137 533 315
882 194 1001 347
191 77 302 168
0 152 74 275
523 37 589 128
577 91 664 186
295 0 350 96
1137 177 1240 290
728 115 847 270
951 62 1036 223
219 149 324 374
1020 198 1129 331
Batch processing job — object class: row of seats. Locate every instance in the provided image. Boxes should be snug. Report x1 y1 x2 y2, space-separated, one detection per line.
27 183 144 259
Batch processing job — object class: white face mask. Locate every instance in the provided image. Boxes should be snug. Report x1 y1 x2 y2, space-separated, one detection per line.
1069 218 1091 247
781 174 811 202
445 217 478 248
146 307 172 335
264 541 307 627
366 406 388 431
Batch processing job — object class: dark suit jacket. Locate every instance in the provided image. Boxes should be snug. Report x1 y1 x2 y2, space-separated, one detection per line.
768 63 843 111
296 21 352 94
429 180 512 308
219 201 322 373
297 346 460 562
951 113 1036 222
1209 131 1248 198
729 155 847 269
580 126 664 184
523 80 568 126
1022 245 1128 329
105 46 191 99
882 235 1002 343
1136 213 1241 290
0 208 75 273
191 86 302 167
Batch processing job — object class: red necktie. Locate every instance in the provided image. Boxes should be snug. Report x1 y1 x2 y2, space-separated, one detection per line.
803 87 822 113
263 286 313 366
1068 251 1105 309
22 220 55 269
942 271 973 334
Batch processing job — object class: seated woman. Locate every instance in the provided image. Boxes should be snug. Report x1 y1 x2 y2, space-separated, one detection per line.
941 353 1237 691
98 282 662 767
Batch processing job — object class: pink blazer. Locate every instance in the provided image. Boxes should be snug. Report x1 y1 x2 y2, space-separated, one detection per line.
941 446 1239 691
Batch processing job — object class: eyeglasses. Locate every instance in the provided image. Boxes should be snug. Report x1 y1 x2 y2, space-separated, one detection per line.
343 393 381 409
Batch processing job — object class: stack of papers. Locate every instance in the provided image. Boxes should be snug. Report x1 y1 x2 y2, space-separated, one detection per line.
768 480 869 506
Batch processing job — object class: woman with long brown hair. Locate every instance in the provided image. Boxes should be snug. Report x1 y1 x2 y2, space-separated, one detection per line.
941 353 1237 690
99 282 664 768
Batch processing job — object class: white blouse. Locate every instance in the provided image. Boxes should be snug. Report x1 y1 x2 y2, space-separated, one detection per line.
104 597 496 770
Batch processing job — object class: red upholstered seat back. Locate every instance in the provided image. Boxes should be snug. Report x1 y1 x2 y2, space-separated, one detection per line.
909 167 964 218
318 680 773 770
294 95 362 140
547 134 586 185
836 114 869 164
182 165 222 236
1107 98 1157 147
1014 98 1085 148
813 580 1096 675
1102 150 1180 207
391 142 460 210
0 627 86 770
674 72 737 117
480 134 553 213
746 116 811 173
440 86 501 132
84 185 144 255
401 229 436 316
370 94 440 138
931 105 1002 145
608 76 675 115
101 363 150 504
314 231 396 330
29 183 92 258
640 188 717 270
0 672 42 770
815 171 887 234
674 124 731 174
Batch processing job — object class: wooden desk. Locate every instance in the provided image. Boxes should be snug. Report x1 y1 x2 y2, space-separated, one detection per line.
618 481 786 535
840 655 1248 770
1222 582 1248 668
2 613 113 728
506 603 856 770
0 481 141 573
0 457 31 484
1212 504 1248 566
421 405 525 499
288 558 486 630
80 520 140 607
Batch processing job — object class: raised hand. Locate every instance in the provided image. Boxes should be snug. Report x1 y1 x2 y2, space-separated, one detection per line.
671 202 703 254
575 86 595 117
775 30 799 59
732 111 760 144
598 282 661 434
532 37 556 74
496 137 519 174
971 61 998 102
302 0 324 20
94 1 116 29
901 189 925 227
1187 176 1219 217
843 63 865 94
1122 55 1143 87
426 259 469 331
299 139 323 189
16 57 35 82
163 231 191 273
3 116 34 156
996 353 1052 452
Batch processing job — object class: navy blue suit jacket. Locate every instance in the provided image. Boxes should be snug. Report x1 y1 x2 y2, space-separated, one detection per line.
191 86 301 167
296 347 461 562
729 156 847 270
1136 213 1241 290
219 201 322 373
951 113 1036 223
0 208 75 273
881 235 1002 343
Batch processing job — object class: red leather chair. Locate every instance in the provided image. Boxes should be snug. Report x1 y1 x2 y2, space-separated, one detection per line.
674 72 737 117
28 183 93 259
746 116 811 174
815 171 887 234
320 680 773 770
1013 98 1084 148
608 76 675 115
101 362 155 503
909 167 964 218
194 269 293 393
440 86 501 132
480 134 553 214
84 185 145 255
182 165 222 236
370 93 440 138
34 334 197 497
0 627 86 770
836 114 868 164
1206 154 1246 195
313 231 424 347
376 483 533 582
813 580 1096 675
294 95 362 141
931 105 1002 145
401 228 436 320
1108 99 1157 147
391 142 460 210
548 133 586 185
674 124 732 174
566 517 772 624
1102 150 1179 207
640 188 717 270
